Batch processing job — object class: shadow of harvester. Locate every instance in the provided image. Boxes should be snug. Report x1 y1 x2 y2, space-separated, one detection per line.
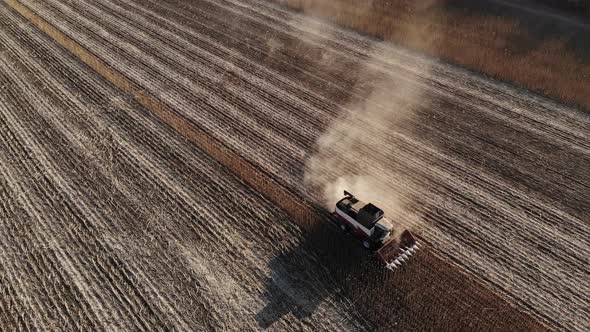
254 246 325 328
255 213 387 329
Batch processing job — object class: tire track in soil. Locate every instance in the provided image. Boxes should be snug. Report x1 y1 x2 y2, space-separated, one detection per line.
3 0 560 330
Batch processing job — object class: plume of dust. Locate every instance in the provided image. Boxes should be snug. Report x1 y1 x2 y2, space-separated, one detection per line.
279 0 377 67
301 12 437 231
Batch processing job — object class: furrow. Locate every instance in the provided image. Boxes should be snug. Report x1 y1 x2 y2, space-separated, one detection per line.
0 71 149 331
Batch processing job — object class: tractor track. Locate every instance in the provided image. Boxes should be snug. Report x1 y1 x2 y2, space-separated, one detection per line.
2 0 589 330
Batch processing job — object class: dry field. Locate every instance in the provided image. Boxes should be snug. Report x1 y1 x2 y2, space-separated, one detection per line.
1 0 589 331
0 4 377 330
273 0 590 110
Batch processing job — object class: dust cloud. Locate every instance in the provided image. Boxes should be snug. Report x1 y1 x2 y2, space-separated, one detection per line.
298 7 437 227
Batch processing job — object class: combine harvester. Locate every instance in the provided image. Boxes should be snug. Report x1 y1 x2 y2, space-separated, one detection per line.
333 191 419 270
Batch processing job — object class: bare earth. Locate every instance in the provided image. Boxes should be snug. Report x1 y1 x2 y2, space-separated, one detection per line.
1 0 589 331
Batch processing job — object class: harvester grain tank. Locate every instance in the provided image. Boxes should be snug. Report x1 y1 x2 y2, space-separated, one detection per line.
333 191 419 270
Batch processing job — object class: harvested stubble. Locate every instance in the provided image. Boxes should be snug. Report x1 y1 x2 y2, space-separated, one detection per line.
6 0 590 330
3 0 553 330
0 4 369 329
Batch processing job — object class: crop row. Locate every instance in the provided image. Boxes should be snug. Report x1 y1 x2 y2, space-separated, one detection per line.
15 0 590 330
0 4 366 330
6 2 564 332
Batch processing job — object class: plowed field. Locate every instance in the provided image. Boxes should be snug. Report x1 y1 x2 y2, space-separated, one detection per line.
1 0 589 331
